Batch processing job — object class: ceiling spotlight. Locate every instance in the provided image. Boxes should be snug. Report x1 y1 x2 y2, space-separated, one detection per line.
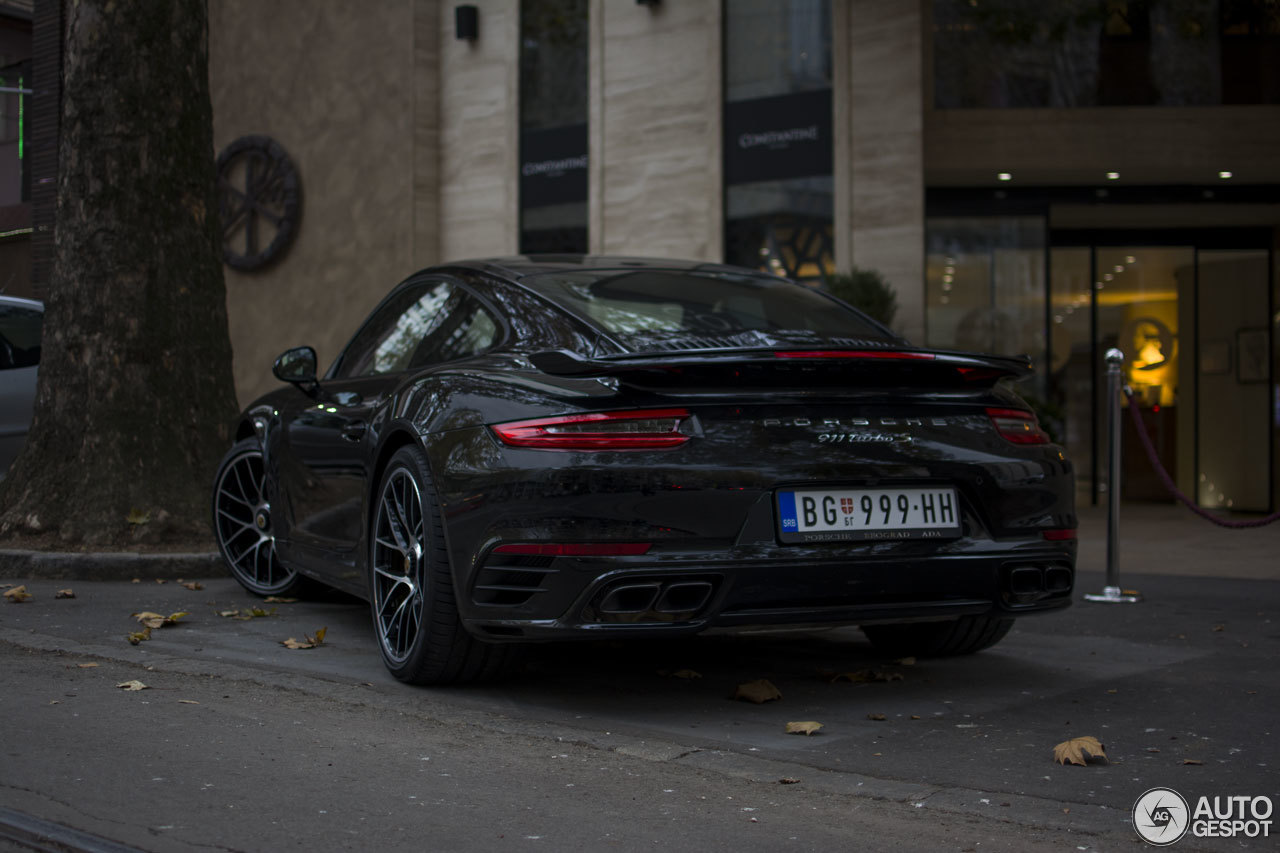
1125 256 1136 264
1106 172 1120 180
1218 171 1233 179
997 172 1012 182
1114 265 1124 273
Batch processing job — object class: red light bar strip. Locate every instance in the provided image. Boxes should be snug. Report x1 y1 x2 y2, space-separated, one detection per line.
775 350 936 360
1041 529 1077 541
492 408 691 450
492 543 653 556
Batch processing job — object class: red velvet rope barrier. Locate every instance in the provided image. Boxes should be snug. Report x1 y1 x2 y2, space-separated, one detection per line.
1123 388 1280 528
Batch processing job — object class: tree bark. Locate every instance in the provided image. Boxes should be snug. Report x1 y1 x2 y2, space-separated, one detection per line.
0 0 238 549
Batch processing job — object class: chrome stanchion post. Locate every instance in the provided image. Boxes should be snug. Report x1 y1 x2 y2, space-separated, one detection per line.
1085 348 1142 603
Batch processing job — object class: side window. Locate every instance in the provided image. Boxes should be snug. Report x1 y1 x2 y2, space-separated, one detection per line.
336 280 498 378
0 304 42 371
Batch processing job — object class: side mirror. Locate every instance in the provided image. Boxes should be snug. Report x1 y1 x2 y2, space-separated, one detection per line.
272 346 318 386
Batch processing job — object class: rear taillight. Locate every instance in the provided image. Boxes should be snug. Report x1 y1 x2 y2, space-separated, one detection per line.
1041 529 1077 541
491 408 692 450
986 407 1050 445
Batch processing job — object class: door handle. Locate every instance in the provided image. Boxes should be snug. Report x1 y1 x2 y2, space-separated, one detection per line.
341 421 367 441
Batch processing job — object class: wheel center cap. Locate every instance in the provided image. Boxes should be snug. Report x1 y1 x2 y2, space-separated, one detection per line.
255 511 269 530
403 553 411 574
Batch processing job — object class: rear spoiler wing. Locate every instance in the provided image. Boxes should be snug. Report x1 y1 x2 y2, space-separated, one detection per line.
529 348 1033 380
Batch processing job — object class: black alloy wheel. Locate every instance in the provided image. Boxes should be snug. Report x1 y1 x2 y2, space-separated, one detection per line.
370 445 523 684
212 438 302 596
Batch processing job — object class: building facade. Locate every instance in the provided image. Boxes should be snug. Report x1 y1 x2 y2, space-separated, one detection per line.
6 0 1280 513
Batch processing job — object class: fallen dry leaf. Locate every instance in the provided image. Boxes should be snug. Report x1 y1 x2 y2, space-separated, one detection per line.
866 713 888 721
734 679 781 704
785 721 824 736
894 657 917 666
778 777 800 785
126 508 150 525
131 578 141 584
1212 624 1224 632
670 669 702 680
181 582 204 591
178 699 200 705
281 627 327 650
77 663 99 669
910 714 922 720
55 589 75 599
264 596 297 603
126 628 152 645
1183 759 1204 766
4 585 32 603
154 578 167 584
132 610 188 629
1106 688 1118 694
116 680 148 691
1053 735 1107 766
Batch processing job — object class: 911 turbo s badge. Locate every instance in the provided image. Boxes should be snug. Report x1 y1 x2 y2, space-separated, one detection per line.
816 432 905 444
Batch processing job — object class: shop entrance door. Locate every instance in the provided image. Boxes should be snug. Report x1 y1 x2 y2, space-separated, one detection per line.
1048 236 1273 512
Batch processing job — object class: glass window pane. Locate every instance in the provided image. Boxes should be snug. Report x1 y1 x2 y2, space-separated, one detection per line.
933 0 1280 107
1050 247 1093 498
925 216 1046 373
519 0 588 254
724 1 833 281
1197 249 1270 510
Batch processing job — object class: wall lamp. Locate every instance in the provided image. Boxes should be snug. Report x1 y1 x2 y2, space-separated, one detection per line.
456 5 478 41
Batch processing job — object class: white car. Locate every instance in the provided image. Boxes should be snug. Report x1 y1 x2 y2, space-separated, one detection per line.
0 295 43 480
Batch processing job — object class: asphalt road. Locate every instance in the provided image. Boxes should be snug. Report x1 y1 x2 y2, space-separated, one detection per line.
1 568 1276 851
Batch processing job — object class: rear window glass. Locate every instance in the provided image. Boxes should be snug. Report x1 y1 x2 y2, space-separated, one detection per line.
0 303 42 370
521 270 895 352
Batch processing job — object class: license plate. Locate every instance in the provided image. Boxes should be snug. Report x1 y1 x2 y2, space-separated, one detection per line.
776 487 961 542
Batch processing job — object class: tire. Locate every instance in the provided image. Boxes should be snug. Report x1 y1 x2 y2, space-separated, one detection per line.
212 438 305 597
369 445 524 685
861 615 1015 658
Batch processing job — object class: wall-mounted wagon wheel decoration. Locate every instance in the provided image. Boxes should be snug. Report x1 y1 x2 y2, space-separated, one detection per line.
216 135 301 271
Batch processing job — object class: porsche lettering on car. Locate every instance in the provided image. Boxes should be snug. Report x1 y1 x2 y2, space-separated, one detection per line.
212 257 1076 685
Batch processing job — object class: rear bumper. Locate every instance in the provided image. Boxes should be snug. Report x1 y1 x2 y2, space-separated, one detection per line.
461 545 1075 641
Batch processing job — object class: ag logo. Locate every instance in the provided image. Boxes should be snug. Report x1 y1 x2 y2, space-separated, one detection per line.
1133 787 1190 846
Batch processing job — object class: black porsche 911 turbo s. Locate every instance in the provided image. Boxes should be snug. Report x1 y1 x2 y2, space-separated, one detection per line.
212 256 1075 685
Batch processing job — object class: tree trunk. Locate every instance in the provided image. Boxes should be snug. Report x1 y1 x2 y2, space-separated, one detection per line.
0 0 238 549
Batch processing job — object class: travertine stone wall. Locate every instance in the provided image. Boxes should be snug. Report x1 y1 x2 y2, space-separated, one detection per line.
835 0 927 344
211 0 439 406
438 0 519 261
592 1 722 261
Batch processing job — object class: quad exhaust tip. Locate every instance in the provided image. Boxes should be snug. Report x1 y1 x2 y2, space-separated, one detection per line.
595 579 716 617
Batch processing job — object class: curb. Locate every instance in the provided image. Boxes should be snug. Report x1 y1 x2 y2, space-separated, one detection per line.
0 549 226 581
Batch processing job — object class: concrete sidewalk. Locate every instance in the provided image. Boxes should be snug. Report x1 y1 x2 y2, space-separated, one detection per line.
1076 501 1280 581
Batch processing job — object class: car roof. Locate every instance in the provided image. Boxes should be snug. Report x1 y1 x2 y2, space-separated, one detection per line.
440 255 763 282
0 295 44 311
